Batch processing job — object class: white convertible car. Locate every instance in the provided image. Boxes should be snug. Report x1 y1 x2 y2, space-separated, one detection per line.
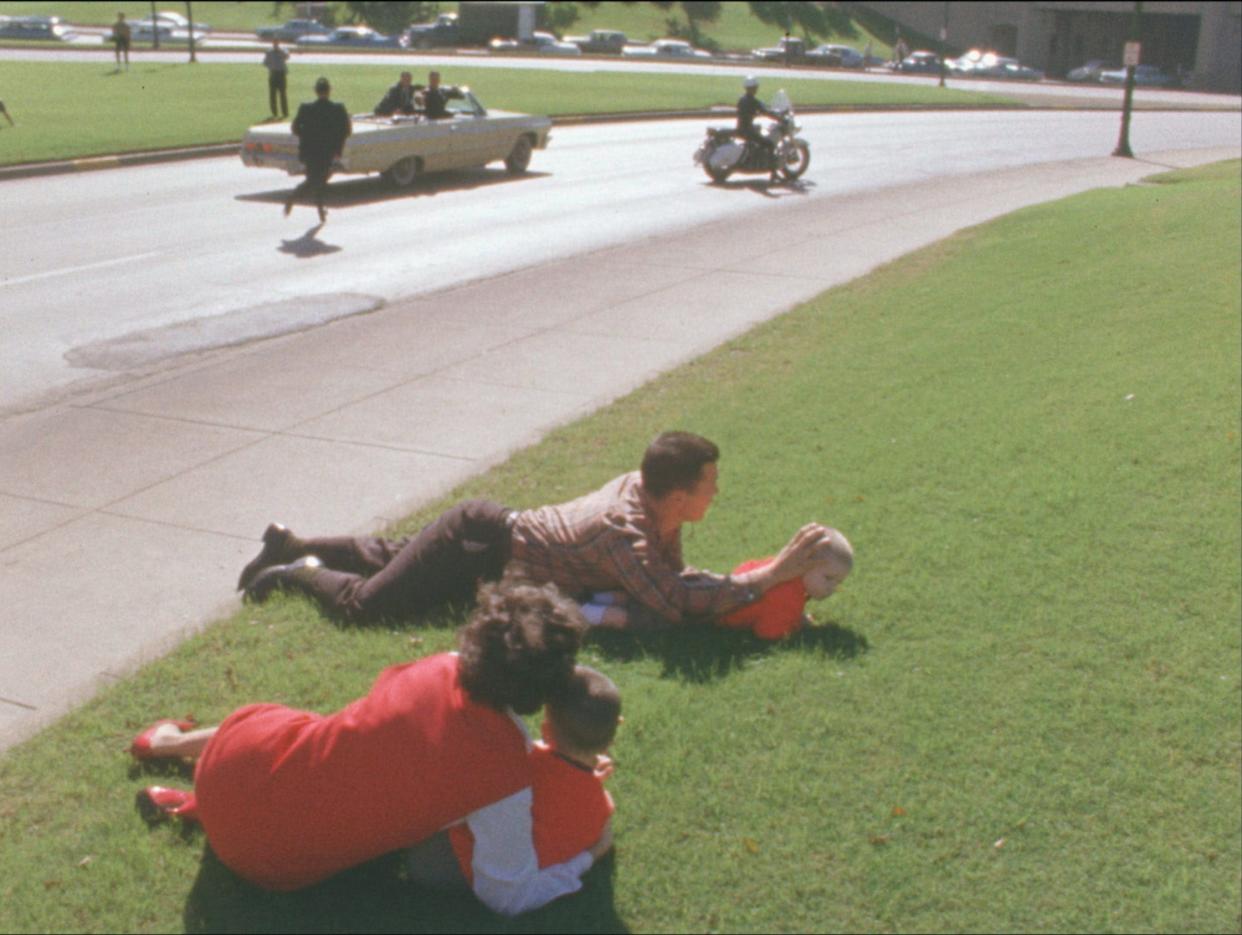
239 89 552 186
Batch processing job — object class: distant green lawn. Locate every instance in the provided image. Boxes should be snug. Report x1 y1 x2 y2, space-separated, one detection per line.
0 0 889 54
0 58 1018 166
0 156 1237 932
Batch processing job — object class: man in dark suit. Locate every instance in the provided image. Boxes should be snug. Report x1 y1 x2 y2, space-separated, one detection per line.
285 77 352 223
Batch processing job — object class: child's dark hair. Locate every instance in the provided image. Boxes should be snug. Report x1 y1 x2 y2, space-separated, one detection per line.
548 665 621 752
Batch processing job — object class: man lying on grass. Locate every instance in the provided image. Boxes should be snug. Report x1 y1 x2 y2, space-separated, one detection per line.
239 431 832 628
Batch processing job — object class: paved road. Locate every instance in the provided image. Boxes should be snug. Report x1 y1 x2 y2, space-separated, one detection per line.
4 109 1239 414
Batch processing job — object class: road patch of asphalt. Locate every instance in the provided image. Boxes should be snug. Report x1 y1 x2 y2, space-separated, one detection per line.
64 292 383 370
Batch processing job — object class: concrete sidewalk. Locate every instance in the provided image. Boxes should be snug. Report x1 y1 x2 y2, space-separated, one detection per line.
1 144 1237 754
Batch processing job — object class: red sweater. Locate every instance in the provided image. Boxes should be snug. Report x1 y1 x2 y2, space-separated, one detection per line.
194 653 531 891
718 557 808 640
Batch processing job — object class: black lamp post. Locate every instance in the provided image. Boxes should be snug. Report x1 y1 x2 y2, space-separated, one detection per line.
939 3 949 88
187 0 198 63
1113 1 1142 158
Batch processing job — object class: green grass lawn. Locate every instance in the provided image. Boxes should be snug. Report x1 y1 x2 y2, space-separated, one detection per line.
0 58 1018 166
0 161 1238 933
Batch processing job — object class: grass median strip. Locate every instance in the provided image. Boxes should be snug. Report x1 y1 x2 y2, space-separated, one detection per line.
1 161 1238 933
0 59 1019 166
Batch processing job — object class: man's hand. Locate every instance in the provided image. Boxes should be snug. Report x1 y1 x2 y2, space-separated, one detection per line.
734 523 830 594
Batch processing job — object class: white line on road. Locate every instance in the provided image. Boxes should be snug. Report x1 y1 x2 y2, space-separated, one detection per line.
0 251 164 288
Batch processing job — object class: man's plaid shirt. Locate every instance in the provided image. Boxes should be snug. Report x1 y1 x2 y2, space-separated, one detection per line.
508 471 754 624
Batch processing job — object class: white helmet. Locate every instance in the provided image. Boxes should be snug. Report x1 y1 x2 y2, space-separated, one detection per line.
743 75 759 89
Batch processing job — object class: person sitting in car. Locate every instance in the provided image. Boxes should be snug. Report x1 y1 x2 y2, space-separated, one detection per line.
421 70 462 119
374 70 419 117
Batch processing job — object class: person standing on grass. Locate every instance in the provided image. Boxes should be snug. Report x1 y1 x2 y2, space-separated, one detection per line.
111 12 131 72
262 39 290 119
285 76 351 223
237 430 832 629
129 582 613 916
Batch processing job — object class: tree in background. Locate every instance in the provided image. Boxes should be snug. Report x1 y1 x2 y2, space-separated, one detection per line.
541 1 581 36
746 2 855 40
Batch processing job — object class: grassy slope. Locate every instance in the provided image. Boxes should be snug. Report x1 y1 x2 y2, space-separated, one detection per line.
0 160 1237 933
0 59 1017 166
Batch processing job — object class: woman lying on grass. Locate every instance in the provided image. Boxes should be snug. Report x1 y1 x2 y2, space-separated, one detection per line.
127 581 613 917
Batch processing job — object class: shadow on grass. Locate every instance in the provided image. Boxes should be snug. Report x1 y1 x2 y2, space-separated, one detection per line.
183 845 626 934
237 168 551 211
588 619 868 683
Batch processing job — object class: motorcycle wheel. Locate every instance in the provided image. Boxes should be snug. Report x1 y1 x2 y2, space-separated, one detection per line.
779 141 810 180
705 164 732 184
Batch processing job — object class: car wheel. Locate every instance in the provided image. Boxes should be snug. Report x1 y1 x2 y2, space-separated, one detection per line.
383 156 418 187
504 136 533 175
779 141 810 180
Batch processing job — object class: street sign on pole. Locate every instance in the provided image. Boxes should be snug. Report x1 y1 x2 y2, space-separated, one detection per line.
1123 42 1141 67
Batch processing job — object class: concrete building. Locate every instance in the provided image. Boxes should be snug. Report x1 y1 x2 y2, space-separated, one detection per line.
858 1 1241 91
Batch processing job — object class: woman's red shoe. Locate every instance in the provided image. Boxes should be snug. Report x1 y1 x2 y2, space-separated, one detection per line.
136 786 200 824
128 719 195 760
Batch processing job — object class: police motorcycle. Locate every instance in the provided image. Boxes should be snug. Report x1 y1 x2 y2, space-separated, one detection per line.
693 89 810 184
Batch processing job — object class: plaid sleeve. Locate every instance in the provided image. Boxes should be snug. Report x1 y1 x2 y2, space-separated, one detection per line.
601 529 754 624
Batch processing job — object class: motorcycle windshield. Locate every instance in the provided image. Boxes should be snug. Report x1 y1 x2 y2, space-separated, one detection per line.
770 89 792 114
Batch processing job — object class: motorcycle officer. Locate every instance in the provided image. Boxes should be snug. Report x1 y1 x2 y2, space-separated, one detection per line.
736 75 778 181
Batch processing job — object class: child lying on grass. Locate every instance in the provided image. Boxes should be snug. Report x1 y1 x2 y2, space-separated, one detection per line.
580 527 854 640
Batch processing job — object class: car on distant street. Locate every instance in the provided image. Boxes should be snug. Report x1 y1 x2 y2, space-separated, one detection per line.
1065 59 1116 82
0 15 77 41
1099 64 1178 86
806 43 865 68
297 26 406 49
133 17 209 43
947 49 1042 81
752 36 806 63
257 19 332 43
240 88 552 187
143 11 210 33
623 38 711 59
488 31 580 55
564 28 627 54
895 51 942 74
404 12 458 49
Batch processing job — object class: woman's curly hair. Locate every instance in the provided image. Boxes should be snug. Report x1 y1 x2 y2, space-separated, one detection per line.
458 580 586 714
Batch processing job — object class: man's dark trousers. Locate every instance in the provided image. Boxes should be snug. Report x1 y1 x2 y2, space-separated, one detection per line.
294 500 514 620
269 72 288 118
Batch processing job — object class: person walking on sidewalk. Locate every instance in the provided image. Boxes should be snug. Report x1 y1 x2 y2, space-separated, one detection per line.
111 12 131 72
285 76 351 223
262 39 290 119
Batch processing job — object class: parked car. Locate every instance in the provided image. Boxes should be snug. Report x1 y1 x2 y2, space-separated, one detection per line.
752 36 806 63
297 26 406 49
0 15 76 41
405 12 458 49
1065 59 1116 82
133 17 209 43
143 11 210 33
895 51 942 74
806 43 865 68
488 31 580 55
623 38 711 59
947 49 1042 81
565 28 627 54
240 88 552 186
1099 64 1177 86
257 19 332 43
